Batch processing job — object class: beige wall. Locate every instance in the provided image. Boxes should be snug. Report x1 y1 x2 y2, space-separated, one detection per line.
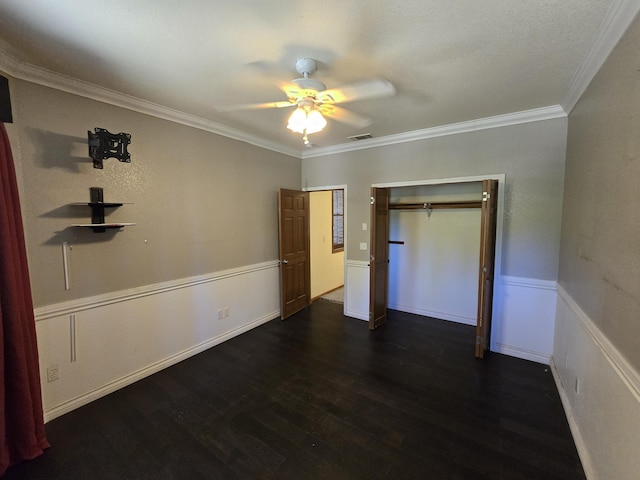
5 78 301 308
302 118 568 281
559 15 640 371
310 190 344 298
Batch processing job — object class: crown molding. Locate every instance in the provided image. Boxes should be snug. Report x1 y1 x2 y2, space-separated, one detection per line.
562 0 640 114
0 48 300 159
6 0 635 163
302 105 567 159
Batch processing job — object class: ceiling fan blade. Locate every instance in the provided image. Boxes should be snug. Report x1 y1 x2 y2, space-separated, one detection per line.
217 100 295 112
319 104 372 129
317 78 395 104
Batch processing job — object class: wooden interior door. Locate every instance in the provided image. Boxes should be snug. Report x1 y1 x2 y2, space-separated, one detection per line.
278 189 311 319
475 179 498 358
369 187 390 330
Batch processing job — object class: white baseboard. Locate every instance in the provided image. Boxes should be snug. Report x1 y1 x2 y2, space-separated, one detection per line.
552 285 640 480
387 302 476 326
43 311 277 422
35 261 281 422
549 357 595 480
492 343 551 364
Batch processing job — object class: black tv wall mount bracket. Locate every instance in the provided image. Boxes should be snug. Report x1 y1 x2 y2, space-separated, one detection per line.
87 128 131 169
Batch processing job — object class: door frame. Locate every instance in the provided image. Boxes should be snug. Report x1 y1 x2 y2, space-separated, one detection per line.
371 174 505 350
304 184 348 317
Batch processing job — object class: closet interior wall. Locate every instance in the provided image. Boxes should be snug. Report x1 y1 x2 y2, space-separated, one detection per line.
388 182 483 325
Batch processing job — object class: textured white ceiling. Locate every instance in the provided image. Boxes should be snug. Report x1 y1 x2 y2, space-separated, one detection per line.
0 0 628 155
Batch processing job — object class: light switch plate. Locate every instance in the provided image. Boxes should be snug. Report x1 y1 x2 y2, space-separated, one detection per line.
360 242 367 250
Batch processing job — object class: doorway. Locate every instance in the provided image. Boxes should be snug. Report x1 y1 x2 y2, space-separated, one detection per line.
308 186 347 308
277 186 348 319
369 175 503 357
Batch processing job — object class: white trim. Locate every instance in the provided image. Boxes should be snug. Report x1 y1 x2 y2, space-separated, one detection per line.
345 260 369 268
549 358 596 480
501 275 557 291
387 302 476 326
35 260 279 321
302 106 566 158
557 284 640 402
43 311 277 422
493 343 551 365
562 0 640 113
37 261 281 421
0 46 567 161
3 0 637 160
0 51 299 159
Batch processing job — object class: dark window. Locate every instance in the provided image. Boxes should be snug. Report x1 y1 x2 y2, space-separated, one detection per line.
332 189 344 253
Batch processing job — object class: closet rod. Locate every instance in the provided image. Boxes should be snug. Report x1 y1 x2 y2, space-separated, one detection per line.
388 201 482 210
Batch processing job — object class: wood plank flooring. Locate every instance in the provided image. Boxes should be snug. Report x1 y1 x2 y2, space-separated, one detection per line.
4 300 585 479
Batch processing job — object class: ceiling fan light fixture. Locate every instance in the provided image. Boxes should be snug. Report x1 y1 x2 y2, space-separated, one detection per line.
286 103 327 136
286 106 307 133
305 109 327 134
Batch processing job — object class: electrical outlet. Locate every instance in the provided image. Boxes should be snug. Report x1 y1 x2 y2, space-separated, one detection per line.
47 364 60 382
224 307 229 318
217 309 223 320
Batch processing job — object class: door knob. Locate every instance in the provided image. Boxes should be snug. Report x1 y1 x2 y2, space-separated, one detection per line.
281 259 288 264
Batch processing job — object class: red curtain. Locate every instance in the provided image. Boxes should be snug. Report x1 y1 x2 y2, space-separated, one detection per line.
0 122 49 475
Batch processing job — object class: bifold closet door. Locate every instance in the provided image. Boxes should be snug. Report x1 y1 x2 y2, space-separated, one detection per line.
475 179 498 358
369 187 389 330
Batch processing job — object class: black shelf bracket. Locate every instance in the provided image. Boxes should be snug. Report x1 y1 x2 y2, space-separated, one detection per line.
69 187 133 233
88 128 131 169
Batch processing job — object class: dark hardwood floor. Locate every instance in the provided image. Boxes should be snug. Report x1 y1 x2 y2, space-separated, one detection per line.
5 300 585 479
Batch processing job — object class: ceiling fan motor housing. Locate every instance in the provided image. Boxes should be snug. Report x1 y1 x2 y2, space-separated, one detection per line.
295 58 317 76
292 58 326 96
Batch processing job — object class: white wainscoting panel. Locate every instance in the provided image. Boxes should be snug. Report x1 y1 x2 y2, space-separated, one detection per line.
35 261 280 422
345 260 369 321
552 286 640 480
491 276 557 364
346 264 557 363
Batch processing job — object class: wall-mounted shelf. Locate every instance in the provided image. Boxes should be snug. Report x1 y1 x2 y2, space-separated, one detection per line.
71 222 136 232
70 187 134 233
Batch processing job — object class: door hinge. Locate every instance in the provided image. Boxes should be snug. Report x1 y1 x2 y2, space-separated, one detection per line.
370 196 375 205
476 335 482 345
482 191 490 202
369 311 373 319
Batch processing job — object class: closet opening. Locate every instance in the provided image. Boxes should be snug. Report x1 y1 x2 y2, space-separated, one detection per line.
369 177 500 358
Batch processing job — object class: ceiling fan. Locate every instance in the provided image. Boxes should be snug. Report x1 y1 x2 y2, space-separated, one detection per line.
219 58 395 145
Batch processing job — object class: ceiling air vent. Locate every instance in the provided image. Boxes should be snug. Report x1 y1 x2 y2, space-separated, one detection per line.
347 133 373 141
